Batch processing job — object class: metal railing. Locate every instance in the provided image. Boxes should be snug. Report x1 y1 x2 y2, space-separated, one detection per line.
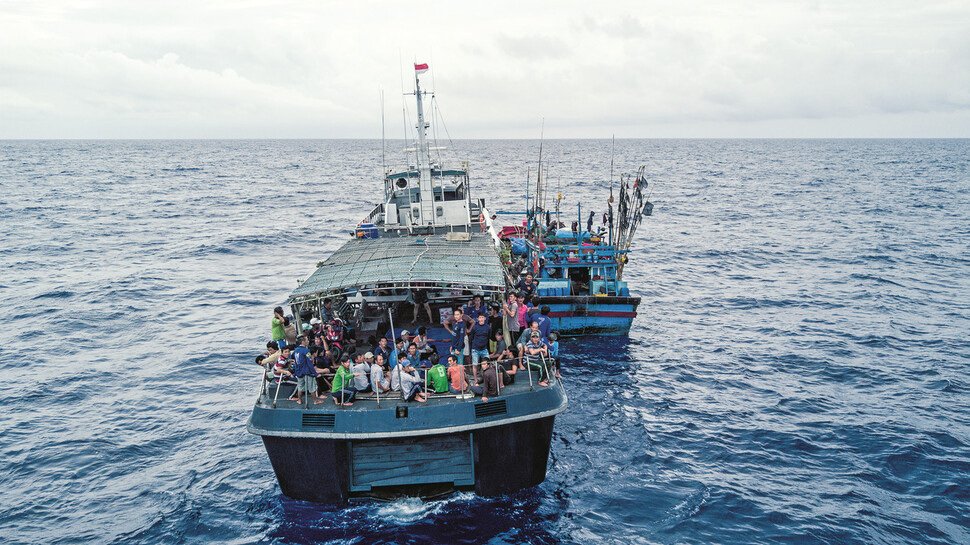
257 355 560 409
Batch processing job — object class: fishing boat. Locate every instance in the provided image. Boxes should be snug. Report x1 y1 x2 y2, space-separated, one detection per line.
498 155 654 337
247 64 567 502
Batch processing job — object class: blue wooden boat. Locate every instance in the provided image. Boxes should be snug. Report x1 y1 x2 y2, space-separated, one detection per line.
247 64 566 502
501 163 653 337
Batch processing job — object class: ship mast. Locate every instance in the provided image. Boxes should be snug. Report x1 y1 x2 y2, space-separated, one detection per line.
413 65 435 226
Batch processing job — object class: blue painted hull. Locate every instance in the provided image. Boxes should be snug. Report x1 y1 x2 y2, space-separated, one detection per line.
533 295 641 337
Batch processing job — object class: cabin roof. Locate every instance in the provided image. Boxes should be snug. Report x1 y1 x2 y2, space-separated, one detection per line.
289 232 506 299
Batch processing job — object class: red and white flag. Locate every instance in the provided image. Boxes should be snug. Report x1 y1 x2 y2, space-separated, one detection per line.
414 63 429 74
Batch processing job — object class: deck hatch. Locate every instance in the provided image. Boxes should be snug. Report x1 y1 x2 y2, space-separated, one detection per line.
349 433 474 492
474 400 508 419
302 413 336 428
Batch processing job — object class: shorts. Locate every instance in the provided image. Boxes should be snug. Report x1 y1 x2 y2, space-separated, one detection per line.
297 375 317 393
471 349 489 366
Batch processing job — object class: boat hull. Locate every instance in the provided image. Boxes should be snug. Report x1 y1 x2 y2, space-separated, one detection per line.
534 295 640 336
260 416 557 502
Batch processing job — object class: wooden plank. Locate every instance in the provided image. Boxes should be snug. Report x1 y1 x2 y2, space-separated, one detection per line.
350 433 475 490
352 464 472 480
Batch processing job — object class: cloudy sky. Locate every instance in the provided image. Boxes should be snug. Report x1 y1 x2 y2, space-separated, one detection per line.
2 0 968 138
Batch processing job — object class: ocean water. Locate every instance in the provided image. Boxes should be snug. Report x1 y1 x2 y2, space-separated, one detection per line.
1 138 968 545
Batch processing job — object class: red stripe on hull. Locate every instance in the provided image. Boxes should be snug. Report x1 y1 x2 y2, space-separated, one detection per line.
548 311 637 318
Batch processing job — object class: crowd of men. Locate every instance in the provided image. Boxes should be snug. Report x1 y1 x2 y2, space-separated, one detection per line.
255 290 560 407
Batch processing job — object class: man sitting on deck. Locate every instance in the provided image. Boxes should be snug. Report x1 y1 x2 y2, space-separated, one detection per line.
331 354 358 407
413 326 434 358
488 330 515 378
351 352 371 393
522 331 550 387
374 336 391 365
477 360 512 403
446 354 480 395
369 353 391 394
393 352 426 402
516 320 546 369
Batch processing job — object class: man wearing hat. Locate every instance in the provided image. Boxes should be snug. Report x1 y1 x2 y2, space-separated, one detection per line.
522 330 550 387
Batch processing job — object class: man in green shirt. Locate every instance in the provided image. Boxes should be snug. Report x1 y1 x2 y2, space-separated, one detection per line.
428 361 449 393
331 354 359 406
271 306 286 347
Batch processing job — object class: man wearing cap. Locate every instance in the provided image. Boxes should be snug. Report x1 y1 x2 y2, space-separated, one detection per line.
522 331 550 387
392 352 426 402
309 317 324 337
516 320 546 369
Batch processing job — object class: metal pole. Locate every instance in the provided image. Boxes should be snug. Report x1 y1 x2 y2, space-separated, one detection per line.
527 352 534 391
577 202 582 245
272 374 283 408
494 358 501 395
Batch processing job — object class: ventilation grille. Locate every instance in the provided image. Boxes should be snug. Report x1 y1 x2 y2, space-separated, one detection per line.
302 413 336 428
474 400 508 419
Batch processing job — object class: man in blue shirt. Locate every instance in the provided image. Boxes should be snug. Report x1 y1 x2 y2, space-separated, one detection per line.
463 295 486 322
291 336 327 405
374 336 391 364
444 309 466 360
515 272 539 304
533 305 552 339
469 313 492 376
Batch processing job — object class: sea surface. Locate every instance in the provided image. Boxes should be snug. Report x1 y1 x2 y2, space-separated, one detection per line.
1 139 968 545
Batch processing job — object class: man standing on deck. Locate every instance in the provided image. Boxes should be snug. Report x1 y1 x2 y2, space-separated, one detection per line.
291 336 327 405
515 273 539 304
271 307 286 348
533 305 552 339
463 295 486 322
444 308 466 360
469 313 491 376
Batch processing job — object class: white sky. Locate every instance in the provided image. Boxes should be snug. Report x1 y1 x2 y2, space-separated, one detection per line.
1 0 968 138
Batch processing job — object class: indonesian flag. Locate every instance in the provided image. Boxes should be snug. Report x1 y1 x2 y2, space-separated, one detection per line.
414 63 429 74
